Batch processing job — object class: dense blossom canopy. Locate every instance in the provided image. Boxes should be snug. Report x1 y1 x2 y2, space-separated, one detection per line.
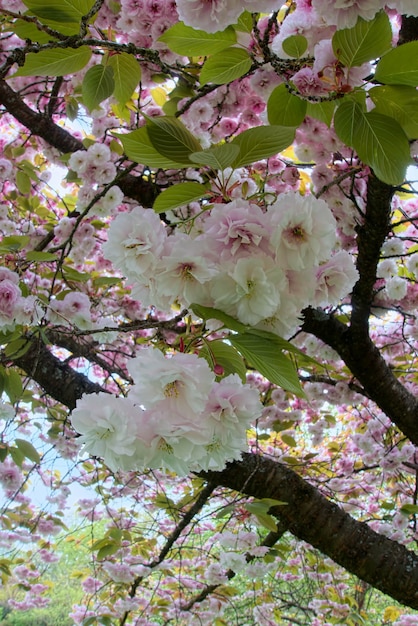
1 1 418 625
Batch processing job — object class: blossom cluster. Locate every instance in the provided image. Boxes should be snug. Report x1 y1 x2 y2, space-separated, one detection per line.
0 268 37 330
103 191 358 337
71 348 262 474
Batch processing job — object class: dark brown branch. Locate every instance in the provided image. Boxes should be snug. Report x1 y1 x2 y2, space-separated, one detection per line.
9 334 105 409
201 453 418 610
350 172 394 337
180 521 288 612
302 307 418 445
0 79 158 207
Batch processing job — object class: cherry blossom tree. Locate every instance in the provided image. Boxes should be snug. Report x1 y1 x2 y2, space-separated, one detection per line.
1 1 418 624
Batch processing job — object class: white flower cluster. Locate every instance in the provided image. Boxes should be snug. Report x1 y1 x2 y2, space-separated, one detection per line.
103 192 358 337
71 348 262 475
68 143 123 215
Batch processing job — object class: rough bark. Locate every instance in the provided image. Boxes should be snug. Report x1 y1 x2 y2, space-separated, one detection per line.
0 80 158 207
11 334 105 410
202 453 418 609
302 307 418 445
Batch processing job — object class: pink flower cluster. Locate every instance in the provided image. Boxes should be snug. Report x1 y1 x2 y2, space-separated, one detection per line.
104 192 358 337
71 348 262 474
0 268 37 330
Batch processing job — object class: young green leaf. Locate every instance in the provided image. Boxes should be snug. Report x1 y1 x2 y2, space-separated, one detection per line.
158 23 236 56
230 126 295 168
306 101 336 127
15 439 41 464
107 53 141 105
22 0 95 23
189 303 248 333
267 84 307 127
82 65 115 111
145 115 202 164
282 35 308 58
335 99 411 185
13 46 92 77
229 332 304 396
199 340 247 382
369 85 418 139
114 128 191 169
189 144 241 170
374 40 418 86
200 48 252 86
332 11 392 68
153 182 210 213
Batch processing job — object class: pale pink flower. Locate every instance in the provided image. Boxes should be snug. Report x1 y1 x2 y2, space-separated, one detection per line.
203 200 269 260
312 0 381 28
268 192 336 271
210 254 285 326
176 0 242 33
128 348 215 417
103 206 167 280
0 459 23 492
314 251 359 306
0 279 22 318
71 394 153 472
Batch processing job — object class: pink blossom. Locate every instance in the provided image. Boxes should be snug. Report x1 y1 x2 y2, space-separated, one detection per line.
0 279 22 318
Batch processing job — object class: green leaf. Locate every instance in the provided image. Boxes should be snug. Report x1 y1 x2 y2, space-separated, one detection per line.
267 84 307 127
229 333 304 396
82 65 115 111
107 53 141 105
15 439 41 464
281 433 297 447
0 235 30 253
158 23 236 56
282 35 308 58
62 266 91 282
153 182 210 213
230 126 295 168
145 115 202 165
25 251 58 262
234 10 253 33
114 128 191 169
400 504 418 515
10 446 25 468
306 101 336 127
97 543 120 560
22 0 95 23
4 370 23 404
189 144 241 170
200 47 252 86
332 11 392 68
13 46 92 77
11 19 58 43
215 503 235 518
369 85 418 139
246 327 319 364
0 446 8 463
199 340 247 382
4 338 31 360
375 40 418 86
190 303 248 333
15 171 32 194
335 98 411 184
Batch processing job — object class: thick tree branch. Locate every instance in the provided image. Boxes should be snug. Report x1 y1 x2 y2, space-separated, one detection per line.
0 79 158 207
302 307 418 445
350 172 394 337
202 453 418 610
9 334 105 409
